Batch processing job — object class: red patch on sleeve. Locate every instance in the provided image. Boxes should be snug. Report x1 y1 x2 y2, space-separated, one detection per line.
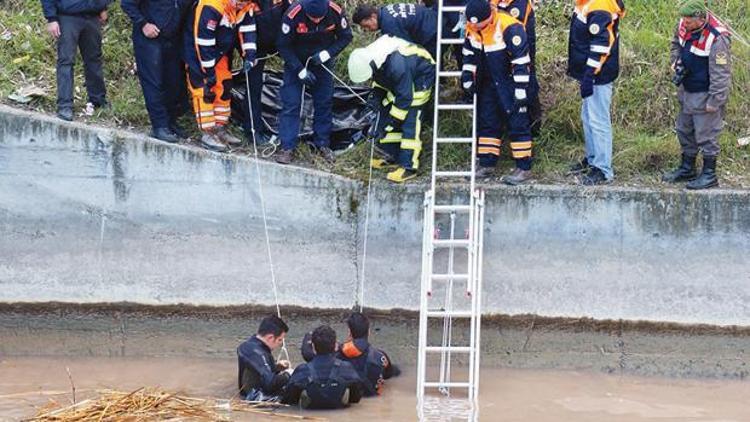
206 19 217 31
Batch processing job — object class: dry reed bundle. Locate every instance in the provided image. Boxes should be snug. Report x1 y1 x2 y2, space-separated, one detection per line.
25 387 326 422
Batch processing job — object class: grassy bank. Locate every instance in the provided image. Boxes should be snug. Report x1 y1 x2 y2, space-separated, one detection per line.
1 0 748 187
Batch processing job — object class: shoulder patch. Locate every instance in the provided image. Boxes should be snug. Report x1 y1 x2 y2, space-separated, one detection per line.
341 16 348 28
510 7 520 18
512 35 521 46
589 23 600 35
716 52 728 65
282 22 290 33
329 1 342 14
287 3 302 18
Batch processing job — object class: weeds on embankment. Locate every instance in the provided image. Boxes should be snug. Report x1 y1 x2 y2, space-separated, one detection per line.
1 0 748 187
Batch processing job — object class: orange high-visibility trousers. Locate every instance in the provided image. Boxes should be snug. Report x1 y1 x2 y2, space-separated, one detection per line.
187 55 232 132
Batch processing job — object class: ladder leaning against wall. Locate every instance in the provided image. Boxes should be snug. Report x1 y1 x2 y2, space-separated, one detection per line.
416 0 486 418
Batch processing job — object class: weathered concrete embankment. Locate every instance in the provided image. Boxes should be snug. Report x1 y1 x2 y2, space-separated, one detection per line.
1 303 749 380
1 105 749 326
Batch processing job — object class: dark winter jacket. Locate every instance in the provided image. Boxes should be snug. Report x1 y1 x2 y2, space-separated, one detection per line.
41 0 112 22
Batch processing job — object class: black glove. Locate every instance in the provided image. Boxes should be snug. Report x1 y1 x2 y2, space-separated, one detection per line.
298 68 317 87
365 95 381 113
203 73 217 103
383 114 403 133
461 70 475 97
580 69 594 99
367 112 381 139
242 58 255 73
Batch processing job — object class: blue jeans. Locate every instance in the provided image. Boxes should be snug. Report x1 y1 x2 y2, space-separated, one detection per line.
581 83 614 180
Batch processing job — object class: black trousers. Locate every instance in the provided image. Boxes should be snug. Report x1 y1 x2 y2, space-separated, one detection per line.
56 14 106 110
133 30 186 130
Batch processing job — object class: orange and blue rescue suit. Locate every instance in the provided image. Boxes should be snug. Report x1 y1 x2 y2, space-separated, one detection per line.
184 0 258 131
338 338 400 396
463 10 532 169
567 0 624 85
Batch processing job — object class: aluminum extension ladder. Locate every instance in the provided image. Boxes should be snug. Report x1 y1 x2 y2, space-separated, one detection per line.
416 0 486 419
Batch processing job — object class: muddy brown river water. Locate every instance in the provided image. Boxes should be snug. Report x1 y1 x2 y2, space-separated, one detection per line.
1 305 749 421
0 357 749 421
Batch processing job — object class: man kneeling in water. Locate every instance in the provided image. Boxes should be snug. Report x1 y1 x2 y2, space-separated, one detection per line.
338 312 400 396
284 325 365 409
237 315 293 401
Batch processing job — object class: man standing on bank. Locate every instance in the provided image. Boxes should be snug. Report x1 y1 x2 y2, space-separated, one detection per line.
122 0 192 143
662 0 732 190
567 0 625 185
275 0 353 165
184 0 257 152
41 0 112 122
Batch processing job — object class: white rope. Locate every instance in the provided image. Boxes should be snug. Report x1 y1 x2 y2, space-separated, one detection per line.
244 68 289 363
318 62 378 312
358 112 379 312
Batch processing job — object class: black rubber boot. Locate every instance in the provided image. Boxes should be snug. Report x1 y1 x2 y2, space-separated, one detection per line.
686 156 718 190
662 154 697 183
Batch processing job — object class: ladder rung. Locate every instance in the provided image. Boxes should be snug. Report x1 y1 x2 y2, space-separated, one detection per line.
433 204 471 213
435 137 473 144
438 71 461 78
437 104 474 111
424 382 472 388
441 6 465 12
434 171 472 177
431 273 469 281
425 346 472 353
426 310 473 318
439 39 464 45
432 239 470 248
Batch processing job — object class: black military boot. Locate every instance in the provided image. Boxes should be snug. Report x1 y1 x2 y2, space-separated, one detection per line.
686 156 718 190
662 154 697 183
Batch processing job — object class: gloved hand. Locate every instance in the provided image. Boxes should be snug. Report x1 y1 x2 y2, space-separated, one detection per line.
461 70 475 97
367 112 381 139
310 50 331 66
365 94 381 113
242 58 255 73
298 68 317 87
203 73 216 103
383 114 403 133
580 69 594 99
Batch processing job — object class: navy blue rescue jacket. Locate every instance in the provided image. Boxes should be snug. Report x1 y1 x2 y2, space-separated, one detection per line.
283 354 364 409
378 3 437 56
338 338 399 396
183 0 257 82
121 0 192 39
277 0 353 73
253 0 290 55
41 0 112 21
567 0 624 85
237 336 290 399
370 43 435 122
494 0 535 62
